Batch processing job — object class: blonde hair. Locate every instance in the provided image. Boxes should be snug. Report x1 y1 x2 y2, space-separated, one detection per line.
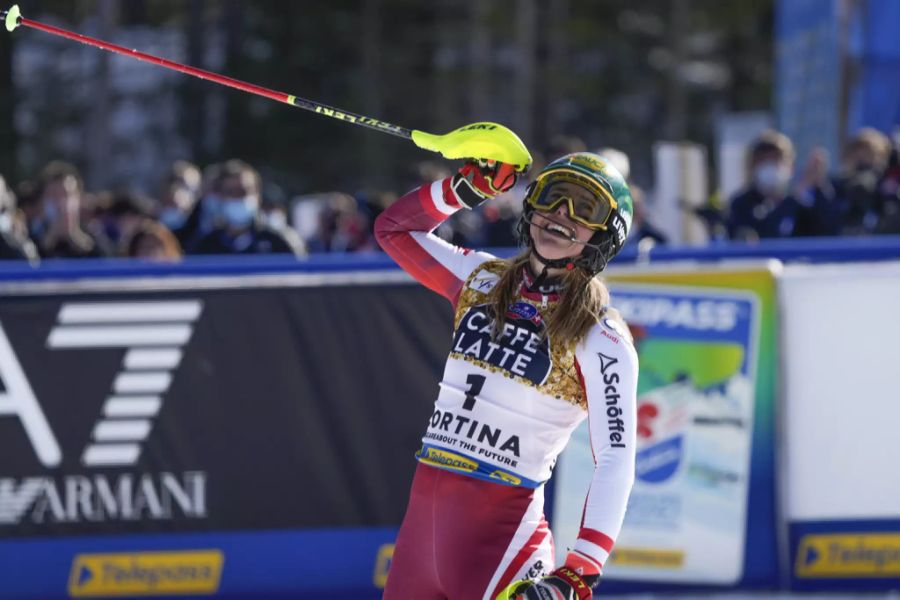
845 127 892 167
747 130 795 169
483 252 629 346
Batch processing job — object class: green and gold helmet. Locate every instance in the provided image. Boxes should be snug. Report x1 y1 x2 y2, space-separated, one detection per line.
519 152 634 275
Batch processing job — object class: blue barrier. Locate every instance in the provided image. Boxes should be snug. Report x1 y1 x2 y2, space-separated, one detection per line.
618 234 900 263
0 235 899 282
0 528 397 600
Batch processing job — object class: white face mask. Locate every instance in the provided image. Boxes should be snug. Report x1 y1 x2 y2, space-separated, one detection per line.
753 162 791 194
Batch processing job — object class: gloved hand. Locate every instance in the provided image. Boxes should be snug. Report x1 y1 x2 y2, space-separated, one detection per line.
451 159 519 209
499 567 597 600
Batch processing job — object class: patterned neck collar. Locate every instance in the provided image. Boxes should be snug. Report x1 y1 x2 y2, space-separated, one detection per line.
520 265 564 301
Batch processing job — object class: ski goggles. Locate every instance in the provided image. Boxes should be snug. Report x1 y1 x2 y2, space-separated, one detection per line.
525 168 617 230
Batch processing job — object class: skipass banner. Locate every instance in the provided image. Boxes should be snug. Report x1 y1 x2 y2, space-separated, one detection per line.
552 264 779 590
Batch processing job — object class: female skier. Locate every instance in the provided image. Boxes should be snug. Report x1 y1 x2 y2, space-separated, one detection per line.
375 150 638 600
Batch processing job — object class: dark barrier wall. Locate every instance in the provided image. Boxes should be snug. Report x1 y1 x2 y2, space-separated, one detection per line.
0 275 452 598
2 238 900 598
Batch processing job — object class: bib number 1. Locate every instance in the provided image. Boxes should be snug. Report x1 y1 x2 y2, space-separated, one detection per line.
463 374 486 410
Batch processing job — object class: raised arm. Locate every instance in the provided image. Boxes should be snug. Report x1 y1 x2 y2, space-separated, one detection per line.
569 319 639 579
375 161 519 304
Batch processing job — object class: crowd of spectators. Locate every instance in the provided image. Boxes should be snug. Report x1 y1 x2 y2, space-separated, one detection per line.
0 126 897 264
721 127 900 241
0 158 306 263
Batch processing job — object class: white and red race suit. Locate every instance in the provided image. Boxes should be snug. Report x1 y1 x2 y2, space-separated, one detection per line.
376 178 637 600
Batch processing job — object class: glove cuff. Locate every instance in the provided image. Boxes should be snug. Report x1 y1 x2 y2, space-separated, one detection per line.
451 172 490 209
550 567 594 600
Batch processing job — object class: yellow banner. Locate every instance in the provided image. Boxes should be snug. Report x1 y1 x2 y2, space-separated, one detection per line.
68 550 223 597
609 547 685 569
420 448 478 472
373 544 394 589
796 533 900 577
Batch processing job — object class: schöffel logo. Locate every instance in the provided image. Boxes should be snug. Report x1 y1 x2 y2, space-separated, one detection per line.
796 533 900 578
598 352 626 449
68 550 223 597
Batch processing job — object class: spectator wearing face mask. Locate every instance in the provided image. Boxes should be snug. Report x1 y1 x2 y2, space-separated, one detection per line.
727 130 805 241
30 161 112 259
833 127 892 235
191 160 303 256
165 161 227 254
157 161 203 249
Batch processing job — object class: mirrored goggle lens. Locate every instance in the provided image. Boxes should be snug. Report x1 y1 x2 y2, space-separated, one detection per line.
531 177 613 228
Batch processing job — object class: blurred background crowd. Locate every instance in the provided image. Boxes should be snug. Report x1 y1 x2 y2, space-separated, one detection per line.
0 0 896 263
1 124 899 263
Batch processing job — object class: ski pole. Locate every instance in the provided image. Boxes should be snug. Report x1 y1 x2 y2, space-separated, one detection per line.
2 5 532 171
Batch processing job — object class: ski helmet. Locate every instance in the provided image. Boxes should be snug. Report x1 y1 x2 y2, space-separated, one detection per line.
518 152 633 275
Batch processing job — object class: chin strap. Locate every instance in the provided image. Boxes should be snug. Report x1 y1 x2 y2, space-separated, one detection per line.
522 211 582 273
522 209 618 277
530 244 577 273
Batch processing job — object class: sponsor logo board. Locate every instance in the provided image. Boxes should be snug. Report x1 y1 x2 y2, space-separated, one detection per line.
68 550 223 597
610 548 685 569
373 544 394 589
796 533 900 578
419 448 478 473
552 283 764 585
0 301 206 528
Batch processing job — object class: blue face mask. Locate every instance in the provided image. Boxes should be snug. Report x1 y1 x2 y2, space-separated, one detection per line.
222 198 256 229
203 195 222 219
160 207 186 230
